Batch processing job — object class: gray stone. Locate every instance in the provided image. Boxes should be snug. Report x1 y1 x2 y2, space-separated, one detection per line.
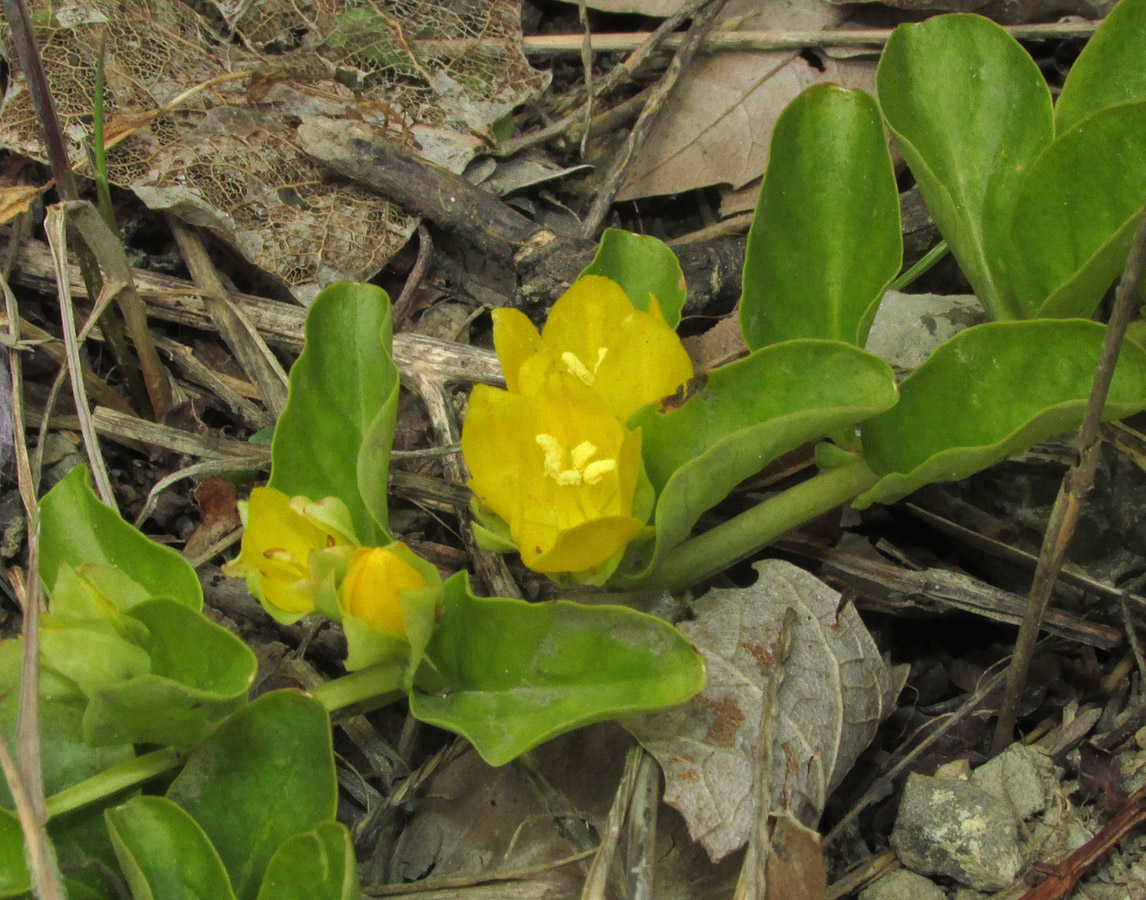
951 891 989 900
890 773 1025 891
970 744 1052 821
858 869 946 900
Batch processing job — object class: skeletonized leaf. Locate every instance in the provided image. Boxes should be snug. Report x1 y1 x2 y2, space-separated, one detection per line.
626 560 903 861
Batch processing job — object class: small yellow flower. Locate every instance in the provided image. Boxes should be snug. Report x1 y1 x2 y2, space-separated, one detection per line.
494 275 694 421
462 372 645 576
224 487 354 619
340 545 427 639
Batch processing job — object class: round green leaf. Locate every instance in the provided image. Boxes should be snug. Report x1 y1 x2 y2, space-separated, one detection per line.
579 228 687 328
166 691 337 900
39 465 202 610
857 320 1146 507
877 14 1053 321
740 85 901 350
106 796 237 900
1056 0 1146 135
256 822 360 900
81 598 256 747
617 340 897 586
1009 102 1146 320
0 809 31 898
410 573 705 766
270 282 397 545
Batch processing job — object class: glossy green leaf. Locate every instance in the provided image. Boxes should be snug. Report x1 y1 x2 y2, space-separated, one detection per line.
40 618 150 699
1009 102 1146 319
0 810 30 898
166 691 336 900
107 796 237 900
410 573 705 766
51 806 126 900
270 282 397 545
256 822 360 900
1055 0 1146 134
579 228 687 328
857 320 1146 507
39 466 202 610
877 14 1053 321
81 598 255 747
740 85 901 350
615 340 897 586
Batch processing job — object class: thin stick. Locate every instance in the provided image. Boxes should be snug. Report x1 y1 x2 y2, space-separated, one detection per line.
992 202 1146 755
392 224 433 328
580 0 732 240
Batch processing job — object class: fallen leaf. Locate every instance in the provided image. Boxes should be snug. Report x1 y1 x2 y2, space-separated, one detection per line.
0 184 47 227
626 559 905 861
766 814 827 900
0 353 11 471
830 0 1115 24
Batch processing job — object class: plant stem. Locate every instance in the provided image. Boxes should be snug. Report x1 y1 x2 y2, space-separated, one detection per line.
889 240 949 292
45 747 184 820
640 457 879 593
310 661 405 714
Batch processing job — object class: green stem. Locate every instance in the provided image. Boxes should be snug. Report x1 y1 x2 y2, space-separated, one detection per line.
310 661 405 714
889 240 949 292
641 457 879 593
45 747 184 820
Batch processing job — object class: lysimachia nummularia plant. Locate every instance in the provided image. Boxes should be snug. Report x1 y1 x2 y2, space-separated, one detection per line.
5 1 1146 896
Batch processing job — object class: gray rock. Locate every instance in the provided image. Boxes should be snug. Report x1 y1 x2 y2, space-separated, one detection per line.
970 744 1052 821
858 869 946 900
951 891 989 900
890 773 1025 891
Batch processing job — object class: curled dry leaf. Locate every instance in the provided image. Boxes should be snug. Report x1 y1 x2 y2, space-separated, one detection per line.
626 559 906 862
0 0 548 302
0 353 10 471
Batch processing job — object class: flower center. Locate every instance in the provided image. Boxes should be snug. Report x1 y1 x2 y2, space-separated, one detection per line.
561 348 609 387
535 433 618 486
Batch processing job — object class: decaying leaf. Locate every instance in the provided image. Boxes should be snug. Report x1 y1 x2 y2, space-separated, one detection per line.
626 559 905 862
0 353 11 471
0 0 548 301
614 0 878 201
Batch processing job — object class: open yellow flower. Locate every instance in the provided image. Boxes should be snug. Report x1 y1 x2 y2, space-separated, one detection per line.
462 372 646 576
340 545 427 639
224 487 355 620
494 275 694 421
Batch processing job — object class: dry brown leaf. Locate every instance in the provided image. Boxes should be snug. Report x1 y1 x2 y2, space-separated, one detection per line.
626 559 905 862
766 814 827 900
0 0 548 301
828 0 1113 24
0 184 48 227
562 0 689 11
611 0 878 201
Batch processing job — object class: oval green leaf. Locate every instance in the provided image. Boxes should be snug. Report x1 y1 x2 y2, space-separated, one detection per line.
39 465 202 610
256 822 360 900
81 598 256 747
410 573 705 766
616 340 897 585
106 796 237 900
1009 101 1146 320
0 809 31 898
877 14 1053 321
1056 0 1146 135
270 282 397 545
857 320 1146 508
740 85 901 350
166 691 336 900
579 228 687 328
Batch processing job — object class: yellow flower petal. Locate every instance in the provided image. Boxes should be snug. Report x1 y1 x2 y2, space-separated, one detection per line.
341 545 426 639
492 308 544 393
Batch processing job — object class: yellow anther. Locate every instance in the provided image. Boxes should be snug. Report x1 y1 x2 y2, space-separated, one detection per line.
535 433 565 478
262 548 296 563
555 469 583 486
582 459 618 485
570 440 598 470
561 351 595 385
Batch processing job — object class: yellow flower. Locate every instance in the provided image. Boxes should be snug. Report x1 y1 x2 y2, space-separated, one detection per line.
462 372 646 576
340 545 427 639
224 487 355 619
494 275 694 421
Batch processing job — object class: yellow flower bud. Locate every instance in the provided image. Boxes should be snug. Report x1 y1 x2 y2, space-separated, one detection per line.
340 545 427 639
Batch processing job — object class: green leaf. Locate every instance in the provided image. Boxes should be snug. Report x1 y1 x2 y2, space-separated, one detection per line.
81 598 256 747
616 340 897 586
857 320 1146 507
40 618 151 699
410 573 705 766
1055 0 1146 134
740 85 901 350
106 796 238 900
579 228 687 328
166 691 336 900
39 466 202 610
270 282 397 545
1008 102 1146 320
0 810 30 898
256 822 360 900
877 14 1053 320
